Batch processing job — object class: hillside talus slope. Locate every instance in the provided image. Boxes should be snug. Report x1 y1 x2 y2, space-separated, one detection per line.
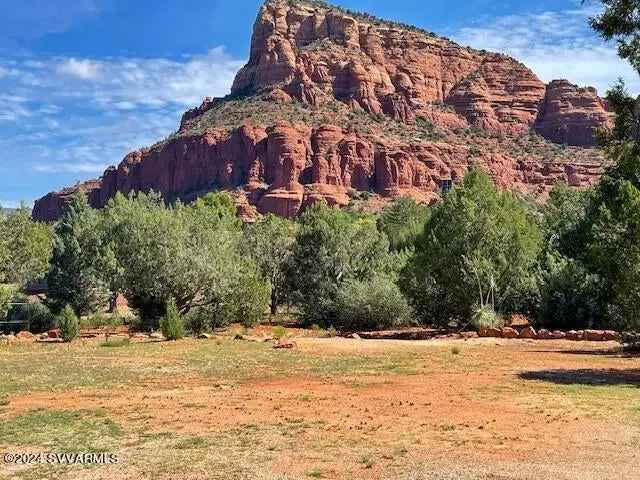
33 0 612 221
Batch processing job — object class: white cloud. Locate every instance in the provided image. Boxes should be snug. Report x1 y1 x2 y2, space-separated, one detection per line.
0 47 244 116
33 162 111 174
452 4 640 95
0 46 244 181
57 58 102 80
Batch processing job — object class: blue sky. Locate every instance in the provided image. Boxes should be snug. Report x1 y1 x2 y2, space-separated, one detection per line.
0 0 637 207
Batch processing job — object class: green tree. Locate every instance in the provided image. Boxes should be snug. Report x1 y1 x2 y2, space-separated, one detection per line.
590 1 640 76
0 285 16 322
401 168 542 326
8 302 56 334
537 184 604 329
0 206 52 286
288 202 390 326
559 2 640 335
572 171 640 332
378 197 429 252
244 214 297 315
160 297 184 340
46 194 108 314
57 305 80 342
101 191 268 328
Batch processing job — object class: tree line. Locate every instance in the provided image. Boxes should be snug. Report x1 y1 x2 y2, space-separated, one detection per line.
1 157 639 343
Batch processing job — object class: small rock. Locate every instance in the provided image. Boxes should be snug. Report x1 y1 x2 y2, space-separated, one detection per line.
566 330 585 341
478 327 502 338
47 329 61 339
198 333 212 340
273 340 297 349
537 329 554 340
584 330 605 342
351 333 361 340
461 331 478 339
519 326 537 339
149 332 164 340
501 327 519 339
16 331 35 341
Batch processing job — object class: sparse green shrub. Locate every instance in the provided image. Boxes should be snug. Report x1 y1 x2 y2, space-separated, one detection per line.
100 338 130 348
57 305 80 342
80 313 123 329
471 306 503 330
8 302 55 334
184 309 211 336
334 277 412 331
159 298 184 341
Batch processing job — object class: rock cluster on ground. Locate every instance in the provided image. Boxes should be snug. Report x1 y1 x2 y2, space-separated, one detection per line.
478 326 619 342
32 0 612 222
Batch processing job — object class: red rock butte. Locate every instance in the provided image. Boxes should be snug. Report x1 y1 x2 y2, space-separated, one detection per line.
33 0 613 222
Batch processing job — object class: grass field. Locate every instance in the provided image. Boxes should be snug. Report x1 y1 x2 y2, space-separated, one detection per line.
0 330 638 480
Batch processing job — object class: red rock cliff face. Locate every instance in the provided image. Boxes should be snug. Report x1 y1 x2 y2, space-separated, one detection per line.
535 79 612 147
32 120 605 221
232 0 610 141
32 0 611 222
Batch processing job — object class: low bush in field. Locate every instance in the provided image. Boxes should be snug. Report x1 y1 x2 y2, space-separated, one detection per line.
333 277 413 331
80 313 124 329
184 309 211 336
160 298 184 341
57 305 80 342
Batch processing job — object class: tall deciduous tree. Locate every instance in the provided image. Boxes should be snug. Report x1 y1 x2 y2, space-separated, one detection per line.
378 197 429 252
537 183 604 330
563 0 640 334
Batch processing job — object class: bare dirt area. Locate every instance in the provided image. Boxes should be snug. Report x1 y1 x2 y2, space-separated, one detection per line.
0 334 638 480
